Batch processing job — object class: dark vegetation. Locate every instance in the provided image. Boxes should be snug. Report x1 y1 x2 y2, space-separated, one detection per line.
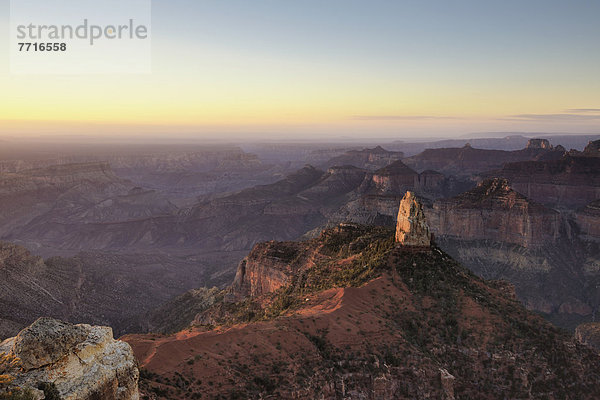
140 225 600 399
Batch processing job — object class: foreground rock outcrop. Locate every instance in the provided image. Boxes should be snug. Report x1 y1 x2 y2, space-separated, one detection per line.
395 191 432 247
0 318 139 400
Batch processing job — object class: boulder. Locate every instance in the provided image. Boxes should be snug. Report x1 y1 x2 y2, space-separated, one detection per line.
0 318 139 400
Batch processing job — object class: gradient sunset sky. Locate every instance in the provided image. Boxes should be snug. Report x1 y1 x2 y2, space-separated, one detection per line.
1 0 599 140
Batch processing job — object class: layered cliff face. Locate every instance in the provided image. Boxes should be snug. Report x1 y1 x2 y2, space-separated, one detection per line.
125 223 600 399
361 160 418 195
358 160 467 198
526 138 553 149
0 145 278 200
359 161 471 200
409 178 600 329
0 318 138 400
434 238 600 330
297 166 367 204
428 178 561 248
492 155 600 208
0 162 178 252
330 161 473 227
231 223 390 300
232 241 303 299
0 242 213 339
324 146 405 170
404 142 565 177
576 200 600 241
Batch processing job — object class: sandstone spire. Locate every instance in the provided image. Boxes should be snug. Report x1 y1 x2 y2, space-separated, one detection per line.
395 191 432 247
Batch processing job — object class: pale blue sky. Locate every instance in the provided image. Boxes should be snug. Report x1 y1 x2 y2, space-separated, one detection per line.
0 0 599 139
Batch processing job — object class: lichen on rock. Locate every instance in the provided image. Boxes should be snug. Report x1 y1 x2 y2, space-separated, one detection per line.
0 317 139 400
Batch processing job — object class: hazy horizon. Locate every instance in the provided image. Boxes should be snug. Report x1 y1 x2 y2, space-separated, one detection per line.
1 0 599 139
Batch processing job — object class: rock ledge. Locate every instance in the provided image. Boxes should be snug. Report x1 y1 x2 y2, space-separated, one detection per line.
0 317 139 400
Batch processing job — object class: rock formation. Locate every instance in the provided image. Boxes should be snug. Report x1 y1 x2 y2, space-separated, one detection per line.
231 241 300 299
125 224 600 399
582 139 600 157
526 138 552 149
361 160 419 195
354 161 471 201
492 155 600 208
0 318 139 400
403 142 564 177
0 162 177 251
395 191 432 247
428 178 561 247
0 241 212 340
575 322 600 351
298 166 367 202
324 146 405 170
222 223 394 305
576 200 600 240
423 179 600 330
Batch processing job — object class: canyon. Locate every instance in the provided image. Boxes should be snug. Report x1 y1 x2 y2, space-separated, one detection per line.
2 139 600 336
490 140 600 209
403 139 566 177
0 241 222 339
1 136 600 398
428 178 561 248
124 201 600 399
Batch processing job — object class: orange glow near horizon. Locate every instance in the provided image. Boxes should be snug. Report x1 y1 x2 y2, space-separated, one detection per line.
1 1 599 139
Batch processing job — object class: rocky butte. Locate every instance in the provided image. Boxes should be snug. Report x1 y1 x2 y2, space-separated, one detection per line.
526 138 553 149
0 318 139 400
427 178 561 248
491 140 600 208
395 191 432 247
125 215 600 399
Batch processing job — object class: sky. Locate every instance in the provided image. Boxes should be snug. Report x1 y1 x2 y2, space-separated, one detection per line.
0 0 599 140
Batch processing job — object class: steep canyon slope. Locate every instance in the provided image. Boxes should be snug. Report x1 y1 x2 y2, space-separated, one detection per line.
125 200 600 399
